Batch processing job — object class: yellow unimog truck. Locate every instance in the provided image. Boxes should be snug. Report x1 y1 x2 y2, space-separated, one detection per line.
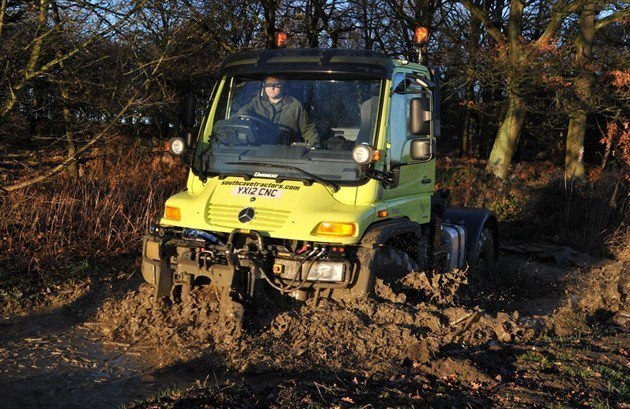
142 47 499 314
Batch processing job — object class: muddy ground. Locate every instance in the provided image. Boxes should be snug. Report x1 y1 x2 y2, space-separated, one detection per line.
0 248 628 408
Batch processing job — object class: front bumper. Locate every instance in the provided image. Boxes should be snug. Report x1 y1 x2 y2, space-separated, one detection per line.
141 226 361 301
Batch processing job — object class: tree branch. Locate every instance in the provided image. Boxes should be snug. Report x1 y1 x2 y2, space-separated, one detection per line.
0 0 7 39
460 0 506 45
0 96 137 193
0 0 147 118
536 0 583 45
595 7 630 32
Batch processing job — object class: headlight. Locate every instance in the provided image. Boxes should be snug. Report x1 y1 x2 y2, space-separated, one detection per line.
352 144 381 165
168 137 186 155
307 262 345 282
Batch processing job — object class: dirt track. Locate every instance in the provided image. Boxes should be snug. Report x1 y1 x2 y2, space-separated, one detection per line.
1 249 628 408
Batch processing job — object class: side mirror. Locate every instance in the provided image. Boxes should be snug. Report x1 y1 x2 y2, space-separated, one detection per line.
409 97 431 136
410 138 432 161
180 94 195 128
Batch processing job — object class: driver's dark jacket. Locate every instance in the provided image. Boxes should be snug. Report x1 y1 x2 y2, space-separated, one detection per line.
237 95 319 146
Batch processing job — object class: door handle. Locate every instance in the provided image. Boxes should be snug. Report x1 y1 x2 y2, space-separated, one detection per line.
421 178 432 184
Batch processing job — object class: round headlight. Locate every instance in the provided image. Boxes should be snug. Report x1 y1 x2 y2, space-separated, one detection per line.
352 144 373 165
168 137 186 156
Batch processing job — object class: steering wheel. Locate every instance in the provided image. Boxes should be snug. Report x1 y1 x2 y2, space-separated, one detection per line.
234 114 273 129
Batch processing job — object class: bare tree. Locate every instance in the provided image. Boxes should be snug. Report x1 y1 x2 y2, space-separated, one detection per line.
460 0 582 179
0 1 144 121
564 1 629 179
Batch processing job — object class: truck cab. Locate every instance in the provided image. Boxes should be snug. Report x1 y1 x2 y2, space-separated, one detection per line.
142 48 498 307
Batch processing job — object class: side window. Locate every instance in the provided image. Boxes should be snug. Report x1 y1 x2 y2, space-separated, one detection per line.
395 74 430 140
389 74 406 162
389 73 429 161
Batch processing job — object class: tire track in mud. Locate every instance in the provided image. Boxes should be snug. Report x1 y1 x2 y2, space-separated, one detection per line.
0 283 209 409
1 253 627 408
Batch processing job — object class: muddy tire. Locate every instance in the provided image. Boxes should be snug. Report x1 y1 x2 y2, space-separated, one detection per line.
353 247 379 296
411 232 429 272
472 226 497 280
354 244 418 297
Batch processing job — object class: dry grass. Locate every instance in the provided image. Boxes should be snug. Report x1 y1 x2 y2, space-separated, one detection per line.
0 136 186 315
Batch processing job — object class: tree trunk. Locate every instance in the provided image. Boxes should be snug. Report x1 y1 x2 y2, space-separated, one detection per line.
461 68 476 157
360 0 373 50
461 112 471 157
52 1 78 180
565 0 597 179
485 0 527 180
62 91 79 180
0 0 49 118
486 88 526 179
305 0 320 48
565 113 586 178
262 0 277 48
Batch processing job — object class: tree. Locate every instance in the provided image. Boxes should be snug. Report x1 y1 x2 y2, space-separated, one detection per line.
564 1 629 179
0 1 144 121
460 0 581 179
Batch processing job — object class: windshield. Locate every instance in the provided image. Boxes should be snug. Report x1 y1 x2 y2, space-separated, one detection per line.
193 75 383 184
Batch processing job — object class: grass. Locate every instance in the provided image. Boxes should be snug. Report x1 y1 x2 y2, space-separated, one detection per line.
516 349 555 370
595 364 630 401
123 380 256 408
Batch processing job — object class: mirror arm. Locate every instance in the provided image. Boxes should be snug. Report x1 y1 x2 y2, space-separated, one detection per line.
391 158 433 168
364 168 394 185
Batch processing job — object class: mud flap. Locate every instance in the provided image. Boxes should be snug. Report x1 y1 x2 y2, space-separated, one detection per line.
155 258 172 299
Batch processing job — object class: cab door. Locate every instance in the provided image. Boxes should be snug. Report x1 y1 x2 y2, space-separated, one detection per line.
380 71 436 224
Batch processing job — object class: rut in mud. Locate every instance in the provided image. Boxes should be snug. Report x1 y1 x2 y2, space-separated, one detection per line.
1 252 628 408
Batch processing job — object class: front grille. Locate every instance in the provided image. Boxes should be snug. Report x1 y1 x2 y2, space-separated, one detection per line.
207 203 290 231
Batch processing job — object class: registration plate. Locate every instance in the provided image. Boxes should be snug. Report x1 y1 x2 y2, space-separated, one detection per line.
232 185 284 198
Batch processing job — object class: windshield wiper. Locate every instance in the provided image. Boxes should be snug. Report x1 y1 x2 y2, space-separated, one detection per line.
216 172 254 180
225 161 340 193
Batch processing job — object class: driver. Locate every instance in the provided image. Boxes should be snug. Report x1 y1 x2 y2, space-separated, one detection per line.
237 76 319 147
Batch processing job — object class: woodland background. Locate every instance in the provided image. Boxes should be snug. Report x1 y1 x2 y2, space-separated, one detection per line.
0 0 628 185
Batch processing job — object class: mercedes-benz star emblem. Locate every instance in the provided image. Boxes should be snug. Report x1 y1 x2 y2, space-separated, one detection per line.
238 207 255 223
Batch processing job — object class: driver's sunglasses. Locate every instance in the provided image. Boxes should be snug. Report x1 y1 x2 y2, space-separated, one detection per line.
263 83 283 88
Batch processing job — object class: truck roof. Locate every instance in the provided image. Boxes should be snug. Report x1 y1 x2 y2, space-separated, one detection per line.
218 48 397 79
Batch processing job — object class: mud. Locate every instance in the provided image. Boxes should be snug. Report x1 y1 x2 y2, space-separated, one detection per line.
1 251 628 408
94 262 537 373
96 284 241 368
